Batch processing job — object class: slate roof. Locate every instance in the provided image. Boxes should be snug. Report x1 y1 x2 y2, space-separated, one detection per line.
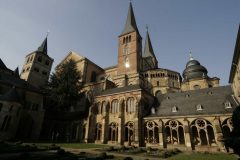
143 31 157 60
37 37 48 55
229 24 240 83
0 70 40 93
0 58 7 70
96 84 144 96
0 87 20 103
121 2 140 37
148 85 238 117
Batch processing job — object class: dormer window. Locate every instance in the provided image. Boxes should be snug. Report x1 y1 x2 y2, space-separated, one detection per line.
172 106 178 112
196 104 203 111
225 101 232 109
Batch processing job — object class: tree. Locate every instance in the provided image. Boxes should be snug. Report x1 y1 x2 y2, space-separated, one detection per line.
224 106 240 158
48 59 82 110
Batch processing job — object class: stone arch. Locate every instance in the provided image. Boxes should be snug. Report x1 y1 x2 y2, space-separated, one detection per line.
108 122 118 142
222 117 233 139
126 97 135 113
145 121 159 144
125 121 134 146
165 120 185 145
95 123 102 141
110 99 119 114
155 90 162 97
190 118 216 146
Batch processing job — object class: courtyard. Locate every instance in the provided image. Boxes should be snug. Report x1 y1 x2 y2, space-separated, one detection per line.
0 142 237 160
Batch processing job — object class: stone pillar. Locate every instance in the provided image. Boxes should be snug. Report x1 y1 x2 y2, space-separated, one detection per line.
213 117 225 151
158 119 164 147
183 119 192 149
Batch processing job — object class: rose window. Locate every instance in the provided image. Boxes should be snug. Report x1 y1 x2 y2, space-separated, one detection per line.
170 120 178 129
196 119 206 128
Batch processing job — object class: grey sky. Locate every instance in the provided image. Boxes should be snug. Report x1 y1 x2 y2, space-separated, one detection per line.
0 0 239 85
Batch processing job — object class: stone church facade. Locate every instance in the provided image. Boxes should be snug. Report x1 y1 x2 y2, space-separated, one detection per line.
53 3 239 152
0 2 240 152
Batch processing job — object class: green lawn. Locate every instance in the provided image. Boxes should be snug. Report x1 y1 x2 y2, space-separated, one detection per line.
33 143 108 149
168 152 237 160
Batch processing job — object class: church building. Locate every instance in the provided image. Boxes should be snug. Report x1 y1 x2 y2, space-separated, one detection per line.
0 2 239 153
53 3 239 152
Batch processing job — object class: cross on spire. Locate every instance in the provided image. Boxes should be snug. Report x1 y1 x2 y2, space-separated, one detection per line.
189 51 194 60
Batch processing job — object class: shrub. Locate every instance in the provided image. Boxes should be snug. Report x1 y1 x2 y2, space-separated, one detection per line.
118 145 126 152
57 148 66 155
146 147 152 153
48 144 60 150
173 148 181 153
98 152 107 159
79 151 86 155
107 146 114 151
19 152 30 159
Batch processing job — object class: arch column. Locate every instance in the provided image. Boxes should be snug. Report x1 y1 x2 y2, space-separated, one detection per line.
158 119 164 147
213 117 225 151
183 118 192 149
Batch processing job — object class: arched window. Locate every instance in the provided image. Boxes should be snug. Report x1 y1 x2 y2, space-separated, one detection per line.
191 119 216 146
123 37 126 44
97 103 101 114
30 55 33 62
111 100 119 114
128 35 131 42
155 90 161 97
109 122 118 142
145 121 159 144
222 118 233 139
102 101 107 113
125 122 134 145
165 120 185 145
126 97 135 113
95 123 102 141
126 36 129 43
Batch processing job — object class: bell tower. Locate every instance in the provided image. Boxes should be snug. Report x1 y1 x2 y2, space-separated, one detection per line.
20 36 54 88
117 2 142 75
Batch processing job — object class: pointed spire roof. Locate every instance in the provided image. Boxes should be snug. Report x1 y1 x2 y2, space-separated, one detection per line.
121 2 140 36
13 67 20 78
0 58 7 70
229 24 240 83
143 31 156 60
37 37 48 54
1 86 20 103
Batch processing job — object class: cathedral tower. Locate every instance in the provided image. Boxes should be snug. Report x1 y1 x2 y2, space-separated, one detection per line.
117 2 142 75
142 30 158 70
20 37 54 88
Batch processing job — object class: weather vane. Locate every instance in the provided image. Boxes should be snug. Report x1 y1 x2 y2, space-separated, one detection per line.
46 30 50 37
189 51 194 60
146 24 148 31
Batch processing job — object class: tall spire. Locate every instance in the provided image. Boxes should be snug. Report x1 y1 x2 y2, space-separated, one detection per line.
121 2 140 36
37 36 48 55
13 67 20 78
143 30 156 60
0 58 7 70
